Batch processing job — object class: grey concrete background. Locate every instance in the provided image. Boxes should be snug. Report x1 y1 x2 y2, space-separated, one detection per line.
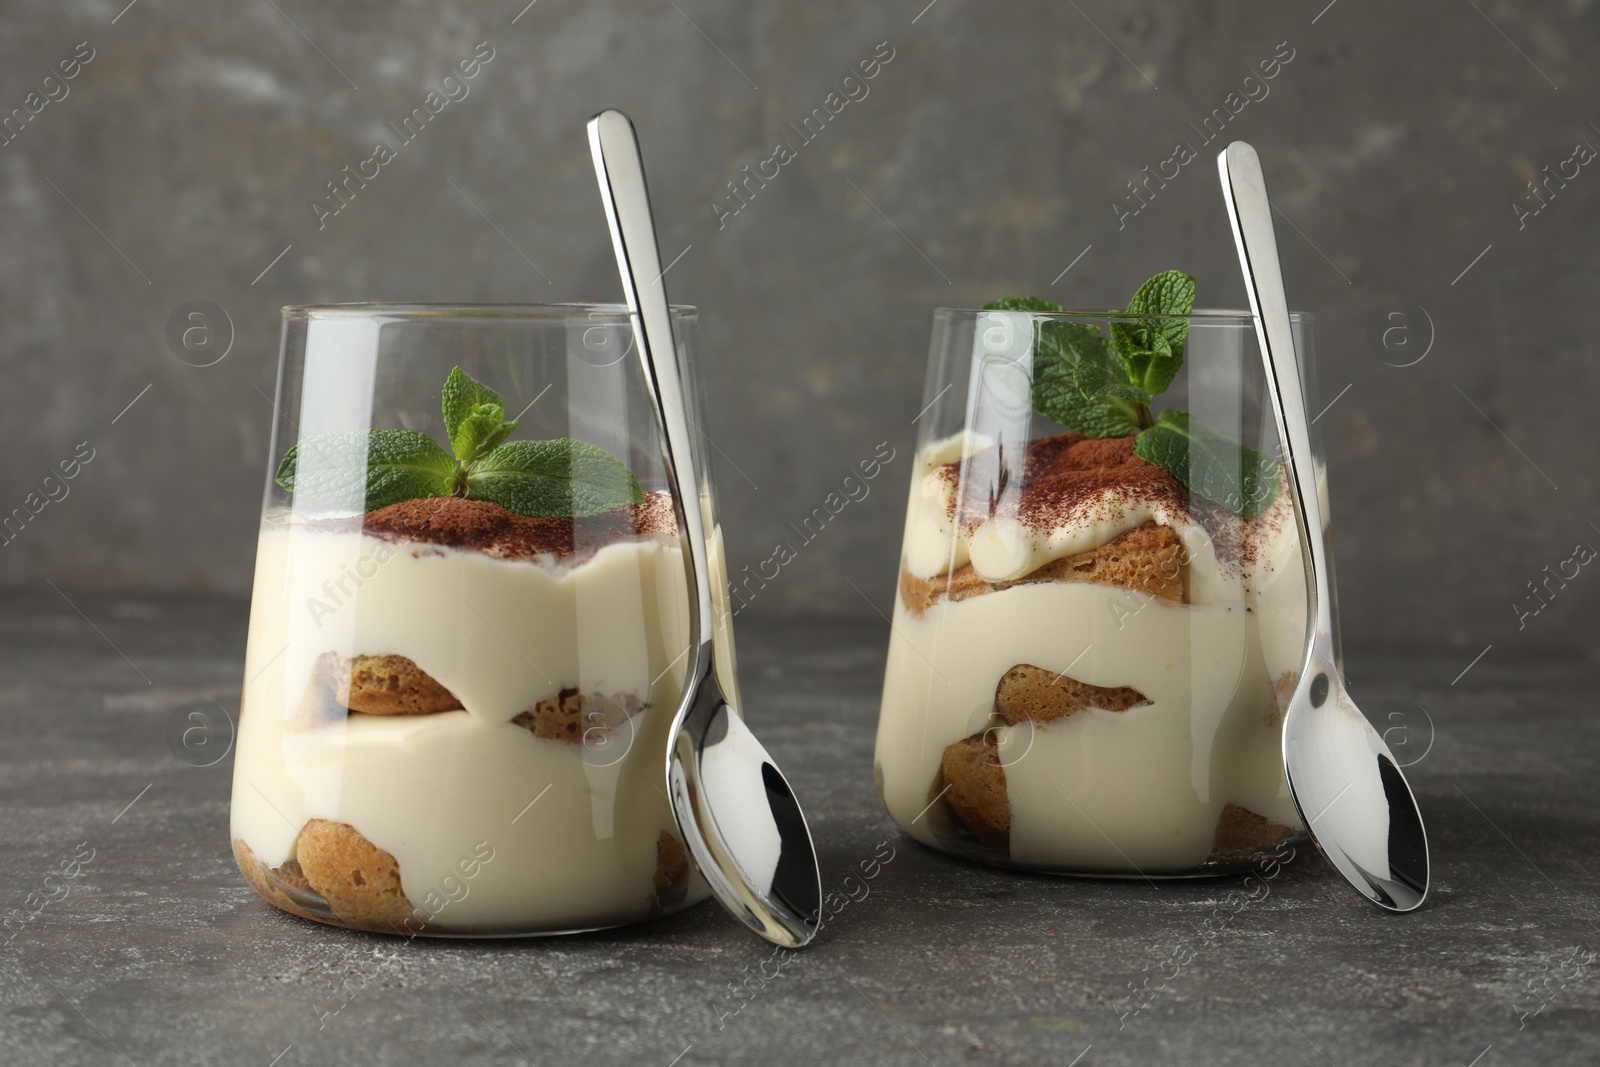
0 0 1597 679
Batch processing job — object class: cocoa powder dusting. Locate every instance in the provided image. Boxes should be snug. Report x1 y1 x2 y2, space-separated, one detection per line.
941 432 1289 573
1021 434 1187 533
946 433 1184 530
352 491 676 564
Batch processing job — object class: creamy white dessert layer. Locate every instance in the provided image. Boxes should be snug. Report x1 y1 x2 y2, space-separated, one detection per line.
231 519 713 931
876 434 1311 872
876 576 1306 871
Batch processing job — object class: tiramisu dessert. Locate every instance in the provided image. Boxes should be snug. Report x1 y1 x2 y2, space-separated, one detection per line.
231 367 711 934
875 274 1315 874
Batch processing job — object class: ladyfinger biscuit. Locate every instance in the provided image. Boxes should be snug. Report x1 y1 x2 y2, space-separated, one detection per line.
1270 670 1297 729
939 665 1150 847
1029 522 1186 601
511 688 646 742
233 838 326 925
939 730 1011 849
321 652 463 715
645 829 694 918
900 522 1186 616
1211 803 1296 855
993 664 1149 725
294 818 420 928
654 830 690 892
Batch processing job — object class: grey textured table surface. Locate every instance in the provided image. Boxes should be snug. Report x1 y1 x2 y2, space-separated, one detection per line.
1 595 1596 1067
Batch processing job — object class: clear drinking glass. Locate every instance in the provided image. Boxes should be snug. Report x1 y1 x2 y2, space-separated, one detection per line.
874 308 1335 876
231 303 735 936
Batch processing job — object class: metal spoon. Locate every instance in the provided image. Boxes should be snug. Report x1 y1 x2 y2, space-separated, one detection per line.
1217 141 1429 911
588 109 823 946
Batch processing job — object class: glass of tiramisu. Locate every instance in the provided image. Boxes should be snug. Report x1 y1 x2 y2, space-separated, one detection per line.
875 274 1337 876
231 303 734 935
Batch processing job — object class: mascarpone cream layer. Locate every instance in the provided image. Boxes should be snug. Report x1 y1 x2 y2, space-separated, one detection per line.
230 518 723 931
877 435 1313 871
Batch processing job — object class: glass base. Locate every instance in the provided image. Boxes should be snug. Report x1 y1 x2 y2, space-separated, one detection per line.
914 826 1311 880
234 838 706 938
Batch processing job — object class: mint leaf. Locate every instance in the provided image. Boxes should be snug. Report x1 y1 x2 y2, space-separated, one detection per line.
1028 318 1147 437
979 299 1151 437
441 366 517 465
982 296 1065 313
1111 270 1196 394
1069 344 1151 432
271 367 644 520
275 429 457 511
1132 409 1279 517
465 438 645 518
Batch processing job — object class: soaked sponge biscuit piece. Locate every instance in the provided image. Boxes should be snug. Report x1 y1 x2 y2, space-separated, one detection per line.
646 830 693 918
900 522 1186 616
654 830 690 892
1210 803 1296 856
322 653 463 715
939 666 1151 849
898 561 999 615
993 664 1150 725
234 827 436 933
233 838 324 925
1269 669 1297 729
511 688 646 743
294 818 420 928
939 730 1010 849
1030 522 1186 601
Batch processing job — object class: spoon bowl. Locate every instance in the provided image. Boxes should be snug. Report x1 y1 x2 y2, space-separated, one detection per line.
670 663 823 944
1283 635 1430 910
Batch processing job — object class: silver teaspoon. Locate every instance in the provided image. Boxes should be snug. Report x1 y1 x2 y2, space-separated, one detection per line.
1218 141 1429 911
588 109 823 946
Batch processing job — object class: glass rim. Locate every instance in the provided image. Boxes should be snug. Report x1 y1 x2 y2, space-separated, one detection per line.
280 301 697 320
934 306 1313 325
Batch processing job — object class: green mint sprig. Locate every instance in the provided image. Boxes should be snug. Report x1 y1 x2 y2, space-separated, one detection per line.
274 366 644 518
1131 410 1279 518
982 270 1279 518
1112 270 1196 395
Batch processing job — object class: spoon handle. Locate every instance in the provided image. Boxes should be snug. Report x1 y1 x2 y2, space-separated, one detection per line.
1216 141 1334 642
587 109 715 652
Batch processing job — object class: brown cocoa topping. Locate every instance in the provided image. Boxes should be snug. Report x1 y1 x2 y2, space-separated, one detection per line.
345 491 676 563
941 433 1185 534
936 432 1292 575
